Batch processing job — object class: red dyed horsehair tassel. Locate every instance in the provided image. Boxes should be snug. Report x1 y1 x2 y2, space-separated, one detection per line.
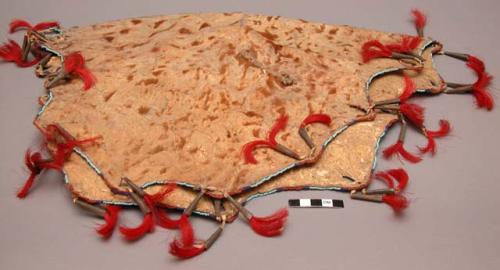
119 212 154 241
445 53 494 110
299 113 332 128
9 19 60 33
248 208 289 237
361 36 421 63
400 102 425 128
225 194 288 237
399 75 417 102
411 9 427 37
0 40 39 67
169 214 206 259
143 183 180 229
419 119 451 155
63 52 96 90
17 126 100 198
242 115 295 164
469 60 494 111
96 205 120 239
354 169 410 212
383 121 422 163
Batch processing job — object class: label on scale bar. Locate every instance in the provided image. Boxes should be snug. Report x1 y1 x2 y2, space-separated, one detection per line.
288 199 344 208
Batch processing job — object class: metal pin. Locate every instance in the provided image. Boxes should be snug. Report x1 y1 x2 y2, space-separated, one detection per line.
21 35 31 62
364 188 395 195
225 194 252 221
213 199 222 219
299 127 315 149
398 119 408 142
204 221 225 250
45 71 67 89
443 51 469 62
350 192 384 202
392 52 424 62
128 191 150 214
73 198 106 218
38 54 53 68
375 98 401 107
184 189 206 216
274 143 301 160
121 177 145 197
445 85 473 94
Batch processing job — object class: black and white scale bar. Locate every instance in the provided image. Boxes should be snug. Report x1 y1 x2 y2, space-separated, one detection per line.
288 199 344 208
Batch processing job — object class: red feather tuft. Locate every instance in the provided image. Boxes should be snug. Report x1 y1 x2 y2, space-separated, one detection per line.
267 115 288 146
177 215 195 246
242 140 273 164
374 171 395 188
399 75 416 101
472 72 494 110
96 205 120 239
386 36 422 53
64 52 96 90
382 194 409 212
9 19 59 33
427 120 451 138
0 40 39 67
467 56 485 74
387 169 409 192
249 208 288 237
169 214 205 258
383 141 422 163
400 102 425 127
419 133 436 155
17 150 44 198
143 184 180 229
299 114 332 128
169 240 205 259
361 40 392 62
119 213 154 241
411 9 427 32
16 172 37 198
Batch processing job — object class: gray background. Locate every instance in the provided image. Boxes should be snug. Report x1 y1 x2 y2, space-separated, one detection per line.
1 0 499 269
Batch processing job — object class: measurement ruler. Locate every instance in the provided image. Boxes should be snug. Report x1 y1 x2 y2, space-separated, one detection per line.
288 199 344 208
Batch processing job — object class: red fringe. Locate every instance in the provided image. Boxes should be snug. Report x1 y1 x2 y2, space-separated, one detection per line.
267 115 288 146
299 113 332 128
473 72 494 110
387 169 409 192
400 103 425 127
9 19 60 33
462 55 494 110
178 215 195 246
249 208 288 237
386 36 422 53
144 184 180 229
427 120 451 138
17 150 45 198
0 40 39 67
119 213 154 241
374 171 395 188
96 205 120 239
382 194 409 212
169 214 205 259
419 133 436 155
383 141 422 163
399 75 416 102
169 240 205 259
361 40 392 63
63 52 96 90
242 140 273 164
419 120 451 155
411 9 427 33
